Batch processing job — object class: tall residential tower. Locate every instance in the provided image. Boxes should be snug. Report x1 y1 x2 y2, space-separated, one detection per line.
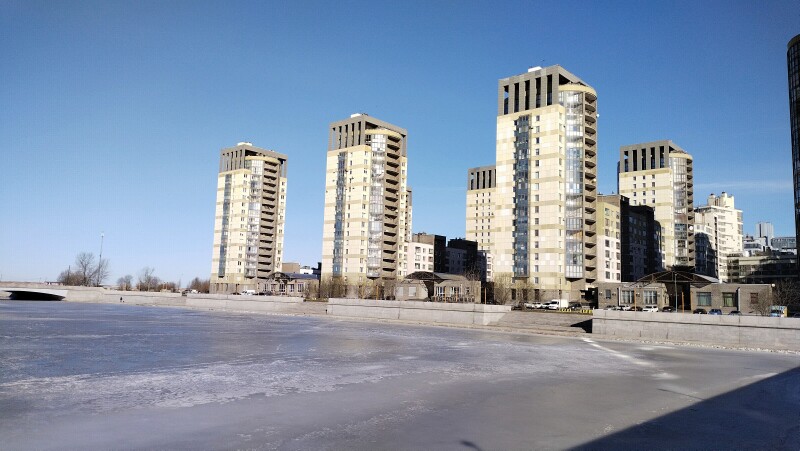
491 65 599 301
788 34 800 274
211 143 287 294
321 114 411 283
694 192 743 281
618 140 694 269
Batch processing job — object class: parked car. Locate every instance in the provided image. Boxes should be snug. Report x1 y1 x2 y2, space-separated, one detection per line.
661 306 675 313
693 308 707 314
728 310 742 316
642 305 658 312
544 301 560 310
628 306 643 312
523 302 544 309
709 309 722 315
568 302 583 311
769 309 783 317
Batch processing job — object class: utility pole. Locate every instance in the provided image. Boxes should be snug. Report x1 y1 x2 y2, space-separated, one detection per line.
97 232 105 286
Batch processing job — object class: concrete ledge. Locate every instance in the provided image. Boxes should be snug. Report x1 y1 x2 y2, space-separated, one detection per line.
186 295 304 313
593 310 800 351
327 298 511 326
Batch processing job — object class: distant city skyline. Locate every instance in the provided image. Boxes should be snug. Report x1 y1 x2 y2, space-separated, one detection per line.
2 1 799 283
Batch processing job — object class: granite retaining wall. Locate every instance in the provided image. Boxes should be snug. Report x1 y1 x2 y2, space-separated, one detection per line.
593 309 800 351
327 298 511 326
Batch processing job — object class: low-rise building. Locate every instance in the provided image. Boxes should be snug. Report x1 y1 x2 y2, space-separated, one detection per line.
262 272 319 297
771 236 797 254
394 272 482 303
596 270 771 313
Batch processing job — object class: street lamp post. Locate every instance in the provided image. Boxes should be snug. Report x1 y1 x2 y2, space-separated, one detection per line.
97 232 105 286
674 272 678 312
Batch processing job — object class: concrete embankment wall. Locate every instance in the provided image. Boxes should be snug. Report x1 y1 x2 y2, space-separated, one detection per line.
327 298 511 326
186 294 309 314
593 309 800 351
65 288 315 314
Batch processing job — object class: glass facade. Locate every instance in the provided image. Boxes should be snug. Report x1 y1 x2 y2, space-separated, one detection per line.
670 156 691 266
332 153 347 276
217 174 233 277
244 160 263 278
561 90 585 279
789 35 800 273
367 134 387 279
512 115 530 277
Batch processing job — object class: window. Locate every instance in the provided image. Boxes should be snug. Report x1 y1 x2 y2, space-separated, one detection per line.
605 289 612 299
750 292 759 305
723 292 735 307
621 290 634 305
697 292 712 306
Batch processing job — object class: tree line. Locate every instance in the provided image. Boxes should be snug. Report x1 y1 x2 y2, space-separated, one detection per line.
57 252 210 293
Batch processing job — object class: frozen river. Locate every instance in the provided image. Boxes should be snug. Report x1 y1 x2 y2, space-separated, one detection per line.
1 300 799 450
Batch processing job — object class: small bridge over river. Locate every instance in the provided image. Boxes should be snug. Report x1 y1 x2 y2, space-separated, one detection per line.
0 284 70 300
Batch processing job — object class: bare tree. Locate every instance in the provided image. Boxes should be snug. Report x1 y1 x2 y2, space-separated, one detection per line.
57 268 82 286
93 258 110 286
764 280 800 316
75 252 96 286
492 272 513 305
383 279 396 300
57 252 109 286
137 267 158 292
117 275 133 291
188 277 211 293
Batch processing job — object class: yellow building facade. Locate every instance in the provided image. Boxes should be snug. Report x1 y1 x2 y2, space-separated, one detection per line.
321 114 411 284
211 143 287 294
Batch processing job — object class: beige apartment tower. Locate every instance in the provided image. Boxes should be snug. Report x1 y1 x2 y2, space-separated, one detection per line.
321 114 411 283
695 192 743 281
596 195 622 283
466 165 496 251
211 142 287 294
490 65 599 301
618 140 694 269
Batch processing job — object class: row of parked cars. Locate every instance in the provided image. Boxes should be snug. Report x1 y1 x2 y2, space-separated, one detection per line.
523 300 585 311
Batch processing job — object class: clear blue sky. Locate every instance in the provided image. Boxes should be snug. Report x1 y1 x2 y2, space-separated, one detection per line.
2 0 799 284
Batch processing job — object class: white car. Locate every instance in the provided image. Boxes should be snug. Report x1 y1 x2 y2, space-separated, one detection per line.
545 301 560 310
524 302 545 309
642 305 659 312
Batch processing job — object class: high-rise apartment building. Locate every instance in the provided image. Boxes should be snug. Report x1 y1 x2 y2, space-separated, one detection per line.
597 195 621 283
787 34 800 274
491 65 599 301
694 192 743 282
407 237 434 273
466 165 496 253
755 221 774 246
618 140 694 269
598 194 662 282
321 114 411 283
211 142 287 294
